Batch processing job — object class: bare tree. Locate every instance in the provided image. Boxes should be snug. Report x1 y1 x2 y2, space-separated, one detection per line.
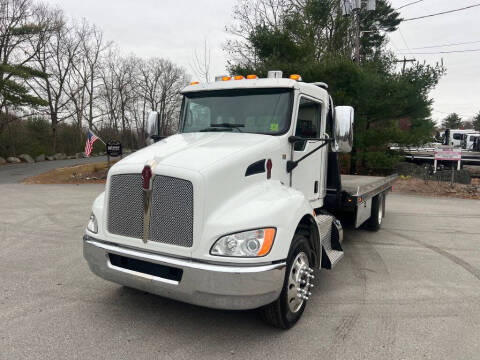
66 20 111 144
191 38 211 82
99 50 138 136
225 0 292 67
28 7 84 151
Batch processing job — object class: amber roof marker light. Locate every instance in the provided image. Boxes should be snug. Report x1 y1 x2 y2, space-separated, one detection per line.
289 74 302 81
246 74 258 79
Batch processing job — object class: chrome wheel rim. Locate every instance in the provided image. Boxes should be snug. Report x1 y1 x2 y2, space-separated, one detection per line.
378 199 383 225
287 252 313 313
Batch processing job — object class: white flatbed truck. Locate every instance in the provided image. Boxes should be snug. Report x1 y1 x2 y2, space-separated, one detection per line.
83 71 397 328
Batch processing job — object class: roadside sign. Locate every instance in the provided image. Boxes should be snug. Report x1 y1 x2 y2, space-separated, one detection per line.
434 149 461 161
107 140 122 157
434 148 462 174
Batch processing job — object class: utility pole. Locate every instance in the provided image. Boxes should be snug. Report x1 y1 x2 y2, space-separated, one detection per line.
341 0 376 65
355 8 361 65
393 57 416 73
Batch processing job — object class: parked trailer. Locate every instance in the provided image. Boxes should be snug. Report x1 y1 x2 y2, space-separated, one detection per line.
83 71 397 329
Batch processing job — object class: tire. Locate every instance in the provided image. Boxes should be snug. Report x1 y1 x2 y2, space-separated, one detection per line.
367 193 383 231
260 234 314 329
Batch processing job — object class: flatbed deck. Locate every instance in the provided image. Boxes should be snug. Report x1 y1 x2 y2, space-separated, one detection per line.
341 174 398 200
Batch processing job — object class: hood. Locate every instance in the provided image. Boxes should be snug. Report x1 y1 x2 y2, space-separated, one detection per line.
113 132 279 173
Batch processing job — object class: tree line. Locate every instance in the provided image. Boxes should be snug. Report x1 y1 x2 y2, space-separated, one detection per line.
1 0 452 173
442 112 480 131
0 0 188 157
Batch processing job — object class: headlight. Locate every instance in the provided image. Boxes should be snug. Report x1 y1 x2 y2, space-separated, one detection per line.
87 213 98 234
210 228 276 257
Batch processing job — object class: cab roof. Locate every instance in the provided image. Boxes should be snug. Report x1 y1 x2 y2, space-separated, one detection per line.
181 78 329 100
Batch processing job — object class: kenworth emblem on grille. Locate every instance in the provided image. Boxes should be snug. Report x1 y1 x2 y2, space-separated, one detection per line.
142 164 154 243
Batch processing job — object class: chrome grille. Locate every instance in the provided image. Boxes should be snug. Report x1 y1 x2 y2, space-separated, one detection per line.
149 176 194 247
107 174 144 239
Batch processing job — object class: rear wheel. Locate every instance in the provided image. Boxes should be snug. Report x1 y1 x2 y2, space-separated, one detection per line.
260 234 314 329
367 193 383 231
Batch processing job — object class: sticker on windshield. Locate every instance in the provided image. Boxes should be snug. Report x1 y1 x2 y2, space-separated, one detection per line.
270 123 279 131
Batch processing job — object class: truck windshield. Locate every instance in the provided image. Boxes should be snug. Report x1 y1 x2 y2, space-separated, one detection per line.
180 89 293 135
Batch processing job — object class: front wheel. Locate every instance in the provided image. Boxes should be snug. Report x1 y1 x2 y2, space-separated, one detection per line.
260 234 315 329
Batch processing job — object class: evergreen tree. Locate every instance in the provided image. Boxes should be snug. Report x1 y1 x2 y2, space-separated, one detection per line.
473 111 480 131
0 0 50 132
441 113 462 129
226 0 444 173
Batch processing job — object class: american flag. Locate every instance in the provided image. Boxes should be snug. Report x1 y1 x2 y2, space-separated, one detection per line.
84 129 99 157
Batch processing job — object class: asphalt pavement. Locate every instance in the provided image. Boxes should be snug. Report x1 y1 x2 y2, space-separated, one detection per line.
0 179 480 359
0 156 108 184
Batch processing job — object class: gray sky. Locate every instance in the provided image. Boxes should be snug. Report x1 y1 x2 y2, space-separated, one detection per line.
44 0 480 124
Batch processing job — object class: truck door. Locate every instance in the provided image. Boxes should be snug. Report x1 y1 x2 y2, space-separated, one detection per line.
291 97 324 201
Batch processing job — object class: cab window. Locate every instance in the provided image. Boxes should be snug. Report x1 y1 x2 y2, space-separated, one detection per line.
294 97 321 150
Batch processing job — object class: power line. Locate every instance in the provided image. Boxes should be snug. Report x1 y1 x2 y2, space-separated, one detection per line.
396 0 426 10
404 3 480 22
399 48 480 54
399 40 480 50
398 28 413 56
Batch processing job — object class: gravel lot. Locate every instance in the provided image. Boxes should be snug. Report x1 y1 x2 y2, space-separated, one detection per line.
1 181 479 360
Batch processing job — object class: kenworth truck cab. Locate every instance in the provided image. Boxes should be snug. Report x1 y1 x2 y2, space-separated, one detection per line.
83 71 396 329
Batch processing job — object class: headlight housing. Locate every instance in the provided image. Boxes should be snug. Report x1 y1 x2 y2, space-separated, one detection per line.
87 213 98 234
210 228 276 257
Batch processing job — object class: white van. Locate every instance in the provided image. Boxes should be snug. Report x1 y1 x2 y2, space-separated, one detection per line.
444 129 480 147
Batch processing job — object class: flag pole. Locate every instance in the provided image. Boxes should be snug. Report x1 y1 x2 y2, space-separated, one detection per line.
89 127 106 145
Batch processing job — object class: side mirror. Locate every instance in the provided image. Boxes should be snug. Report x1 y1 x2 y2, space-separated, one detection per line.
332 106 354 153
146 111 159 143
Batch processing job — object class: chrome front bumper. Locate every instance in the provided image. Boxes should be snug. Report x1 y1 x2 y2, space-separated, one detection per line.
83 236 286 310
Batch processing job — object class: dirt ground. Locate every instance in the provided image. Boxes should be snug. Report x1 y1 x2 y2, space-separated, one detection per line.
393 176 480 200
23 162 113 184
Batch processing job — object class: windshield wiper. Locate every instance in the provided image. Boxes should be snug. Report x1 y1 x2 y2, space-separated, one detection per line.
200 123 245 132
210 123 244 128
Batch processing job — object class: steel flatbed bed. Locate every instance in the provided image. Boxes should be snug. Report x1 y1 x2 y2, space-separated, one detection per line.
341 174 398 202
324 173 398 211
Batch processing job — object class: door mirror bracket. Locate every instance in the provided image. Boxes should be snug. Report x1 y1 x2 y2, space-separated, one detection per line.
287 138 333 173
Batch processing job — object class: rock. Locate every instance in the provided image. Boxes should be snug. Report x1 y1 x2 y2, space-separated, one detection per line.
454 170 471 185
75 152 85 159
0 156 6 165
67 155 75 159
19 154 35 163
46 155 55 161
35 154 46 162
464 165 480 178
6 156 21 163
54 153 67 160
